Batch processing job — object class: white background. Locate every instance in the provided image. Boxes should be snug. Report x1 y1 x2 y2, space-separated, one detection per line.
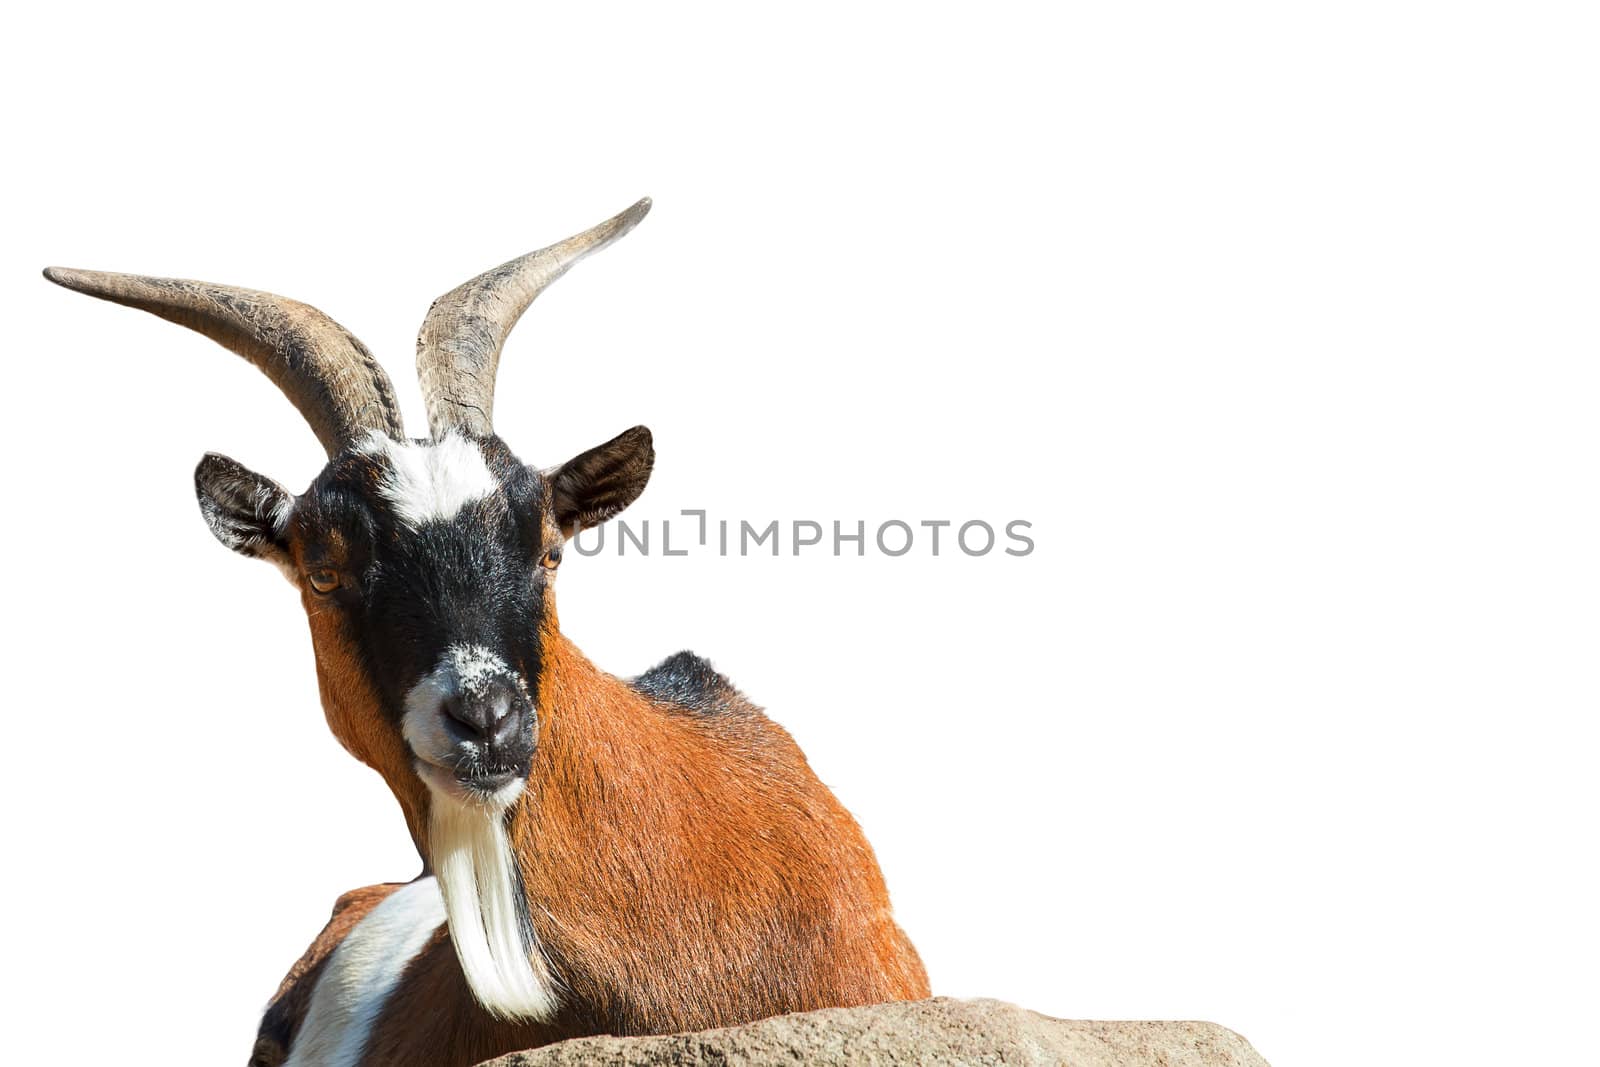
3 4 1596 1065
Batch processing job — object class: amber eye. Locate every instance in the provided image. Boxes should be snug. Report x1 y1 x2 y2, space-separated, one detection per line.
542 545 563 569
307 569 341 594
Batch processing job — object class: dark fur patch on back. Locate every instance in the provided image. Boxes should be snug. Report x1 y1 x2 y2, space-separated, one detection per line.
630 651 749 716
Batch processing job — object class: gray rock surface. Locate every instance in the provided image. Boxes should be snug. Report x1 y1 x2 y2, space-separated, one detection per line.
476 997 1269 1066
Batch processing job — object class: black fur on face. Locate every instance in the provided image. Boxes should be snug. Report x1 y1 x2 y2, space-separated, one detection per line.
289 435 552 787
193 425 653 794
357 443 535 698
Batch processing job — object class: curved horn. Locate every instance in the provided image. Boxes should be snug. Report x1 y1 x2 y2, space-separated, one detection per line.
42 268 405 457
416 197 652 439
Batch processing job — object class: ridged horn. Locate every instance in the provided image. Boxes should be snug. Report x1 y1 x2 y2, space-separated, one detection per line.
416 197 652 439
42 267 405 457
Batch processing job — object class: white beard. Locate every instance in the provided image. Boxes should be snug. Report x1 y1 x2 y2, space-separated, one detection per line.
428 788 560 1021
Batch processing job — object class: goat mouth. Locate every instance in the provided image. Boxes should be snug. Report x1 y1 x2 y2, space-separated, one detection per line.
465 769 518 791
415 757 527 809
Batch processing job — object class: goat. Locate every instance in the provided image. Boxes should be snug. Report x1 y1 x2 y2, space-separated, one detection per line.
45 199 929 1067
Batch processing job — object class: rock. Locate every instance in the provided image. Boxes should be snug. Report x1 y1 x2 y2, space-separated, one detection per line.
475 997 1269 1066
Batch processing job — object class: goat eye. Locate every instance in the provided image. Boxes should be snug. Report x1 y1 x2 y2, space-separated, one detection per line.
542 545 562 569
307 569 341 594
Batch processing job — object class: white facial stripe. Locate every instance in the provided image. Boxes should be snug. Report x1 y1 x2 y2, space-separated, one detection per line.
358 432 498 527
284 878 446 1067
429 791 559 1021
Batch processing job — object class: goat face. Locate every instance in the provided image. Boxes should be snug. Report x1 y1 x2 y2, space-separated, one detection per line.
45 198 651 825
192 426 653 812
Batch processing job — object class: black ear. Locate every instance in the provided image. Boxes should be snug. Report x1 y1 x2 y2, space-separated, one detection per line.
194 453 295 566
548 425 654 537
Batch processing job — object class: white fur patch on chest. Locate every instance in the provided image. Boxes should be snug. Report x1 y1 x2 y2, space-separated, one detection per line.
284 877 446 1067
358 432 499 527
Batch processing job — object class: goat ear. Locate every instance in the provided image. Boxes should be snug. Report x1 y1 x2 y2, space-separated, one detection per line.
548 425 654 538
194 453 294 566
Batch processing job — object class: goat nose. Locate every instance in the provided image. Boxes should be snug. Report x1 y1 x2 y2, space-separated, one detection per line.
441 684 519 747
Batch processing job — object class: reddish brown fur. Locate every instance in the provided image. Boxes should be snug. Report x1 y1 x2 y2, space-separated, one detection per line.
263 484 928 1063
297 562 432 853
516 632 929 1034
